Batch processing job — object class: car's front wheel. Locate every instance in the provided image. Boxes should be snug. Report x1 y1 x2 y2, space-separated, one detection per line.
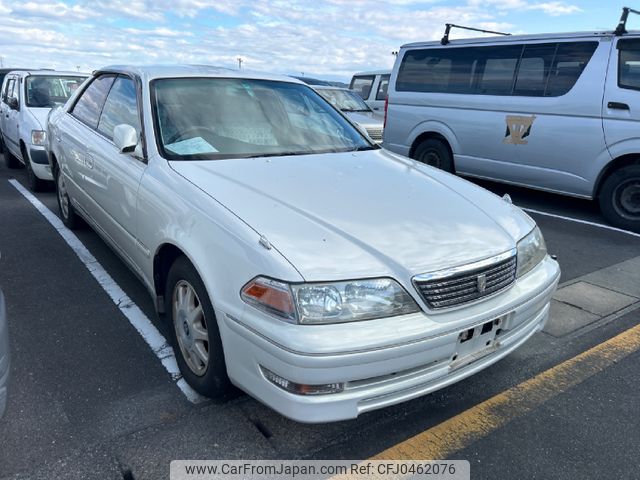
22 146 46 192
599 164 640 233
165 256 230 397
55 167 80 229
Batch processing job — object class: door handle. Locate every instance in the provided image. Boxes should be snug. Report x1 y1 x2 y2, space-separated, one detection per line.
607 101 630 110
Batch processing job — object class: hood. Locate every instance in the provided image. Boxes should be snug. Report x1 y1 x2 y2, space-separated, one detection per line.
170 150 533 282
28 108 51 131
343 110 384 128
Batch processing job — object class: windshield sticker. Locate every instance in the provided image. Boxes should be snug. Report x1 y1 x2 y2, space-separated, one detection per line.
503 115 536 145
165 137 219 155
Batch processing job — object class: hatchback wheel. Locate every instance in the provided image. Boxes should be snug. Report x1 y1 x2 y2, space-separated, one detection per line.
165 256 229 397
23 147 45 192
413 139 454 173
599 164 640 233
3 142 21 169
55 168 80 229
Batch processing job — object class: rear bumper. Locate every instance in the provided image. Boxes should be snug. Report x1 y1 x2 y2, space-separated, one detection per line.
220 256 560 423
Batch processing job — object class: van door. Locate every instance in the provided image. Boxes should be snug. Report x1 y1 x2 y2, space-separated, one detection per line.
3 77 21 157
603 37 640 158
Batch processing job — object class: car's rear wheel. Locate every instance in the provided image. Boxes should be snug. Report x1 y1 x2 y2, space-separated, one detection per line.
165 256 229 397
412 138 454 173
55 167 80 229
22 146 45 192
599 164 640 233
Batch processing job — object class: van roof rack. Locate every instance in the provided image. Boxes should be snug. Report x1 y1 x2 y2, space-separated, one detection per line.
441 23 511 45
615 7 640 35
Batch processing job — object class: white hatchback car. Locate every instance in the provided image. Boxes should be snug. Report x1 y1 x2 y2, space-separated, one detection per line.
0 70 87 191
48 65 560 422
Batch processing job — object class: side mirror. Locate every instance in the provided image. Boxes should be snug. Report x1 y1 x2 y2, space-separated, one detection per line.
113 124 138 153
7 97 18 110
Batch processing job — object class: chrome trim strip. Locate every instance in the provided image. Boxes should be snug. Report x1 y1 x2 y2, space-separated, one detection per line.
413 248 517 282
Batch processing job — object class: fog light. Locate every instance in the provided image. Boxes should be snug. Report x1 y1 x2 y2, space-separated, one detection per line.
260 366 344 395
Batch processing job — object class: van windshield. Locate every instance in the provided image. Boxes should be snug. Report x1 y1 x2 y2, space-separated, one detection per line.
152 78 375 160
26 75 86 108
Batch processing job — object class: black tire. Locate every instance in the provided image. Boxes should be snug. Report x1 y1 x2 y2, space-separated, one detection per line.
23 146 46 192
0 133 4 154
165 256 230 398
599 165 640 233
4 143 21 169
55 166 80 229
412 138 454 173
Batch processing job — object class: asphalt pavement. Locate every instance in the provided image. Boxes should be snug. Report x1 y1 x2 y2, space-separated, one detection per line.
0 154 638 480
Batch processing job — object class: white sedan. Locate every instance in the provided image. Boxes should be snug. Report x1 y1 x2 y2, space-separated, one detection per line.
47 66 560 422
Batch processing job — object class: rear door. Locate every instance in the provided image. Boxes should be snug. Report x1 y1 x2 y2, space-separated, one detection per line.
603 37 640 159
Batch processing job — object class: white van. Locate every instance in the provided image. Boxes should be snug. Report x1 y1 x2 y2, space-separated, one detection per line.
383 28 640 232
349 70 390 112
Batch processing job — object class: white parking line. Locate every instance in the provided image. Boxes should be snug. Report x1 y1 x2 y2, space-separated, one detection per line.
522 207 640 238
8 179 206 404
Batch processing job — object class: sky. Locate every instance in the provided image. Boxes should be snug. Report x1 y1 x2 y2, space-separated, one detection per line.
0 1 626 81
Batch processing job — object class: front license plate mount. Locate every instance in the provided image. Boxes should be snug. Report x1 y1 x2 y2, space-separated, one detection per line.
449 317 503 371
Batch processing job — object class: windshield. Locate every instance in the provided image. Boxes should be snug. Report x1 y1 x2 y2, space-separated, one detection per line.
316 88 372 112
152 78 375 160
26 75 86 108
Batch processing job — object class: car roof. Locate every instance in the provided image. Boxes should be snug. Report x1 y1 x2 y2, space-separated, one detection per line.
401 30 640 49
97 64 305 85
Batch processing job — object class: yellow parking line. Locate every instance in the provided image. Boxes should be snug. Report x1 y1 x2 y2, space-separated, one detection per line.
370 321 640 461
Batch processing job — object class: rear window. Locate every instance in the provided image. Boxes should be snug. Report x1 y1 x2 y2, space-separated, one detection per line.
396 41 598 97
349 75 375 99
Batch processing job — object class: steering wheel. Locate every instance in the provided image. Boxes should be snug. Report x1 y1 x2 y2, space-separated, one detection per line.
166 126 217 145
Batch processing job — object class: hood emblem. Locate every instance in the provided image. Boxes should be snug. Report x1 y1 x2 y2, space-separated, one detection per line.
477 274 487 293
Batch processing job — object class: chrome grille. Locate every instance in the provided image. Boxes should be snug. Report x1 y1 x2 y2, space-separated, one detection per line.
365 127 383 142
414 254 517 309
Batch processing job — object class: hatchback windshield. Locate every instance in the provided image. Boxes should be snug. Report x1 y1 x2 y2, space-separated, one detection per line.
152 78 374 160
26 75 86 108
316 88 372 112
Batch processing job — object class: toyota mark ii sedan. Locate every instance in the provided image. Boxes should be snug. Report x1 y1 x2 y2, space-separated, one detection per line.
47 65 560 423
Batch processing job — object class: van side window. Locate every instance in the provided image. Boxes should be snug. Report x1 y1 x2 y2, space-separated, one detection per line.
376 74 390 100
545 42 598 96
618 39 640 91
350 76 375 99
397 41 598 97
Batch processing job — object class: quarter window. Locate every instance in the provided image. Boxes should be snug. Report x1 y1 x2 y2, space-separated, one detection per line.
376 74 390 100
71 74 116 129
350 75 375 99
97 76 141 140
545 42 598 96
618 39 640 91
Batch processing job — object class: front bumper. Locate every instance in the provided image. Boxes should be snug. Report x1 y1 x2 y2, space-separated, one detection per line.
221 256 560 423
0 289 8 419
27 146 53 181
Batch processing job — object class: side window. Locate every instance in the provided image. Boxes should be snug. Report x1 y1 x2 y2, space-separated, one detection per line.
71 74 116 129
513 43 557 97
3 78 15 103
618 39 640 91
97 76 141 140
477 45 522 95
397 47 477 94
350 75 375 99
545 41 598 96
376 74 390 100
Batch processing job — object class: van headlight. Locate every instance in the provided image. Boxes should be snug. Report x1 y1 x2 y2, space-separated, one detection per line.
31 130 46 146
516 227 547 278
241 276 419 324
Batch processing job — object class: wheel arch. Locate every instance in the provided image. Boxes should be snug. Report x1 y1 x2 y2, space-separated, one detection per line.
594 153 640 198
409 131 456 173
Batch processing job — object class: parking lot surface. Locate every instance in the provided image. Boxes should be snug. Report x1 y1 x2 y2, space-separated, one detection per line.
0 154 638 480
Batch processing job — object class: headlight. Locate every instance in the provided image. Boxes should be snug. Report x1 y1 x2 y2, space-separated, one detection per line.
241 276 420 324
516 226 547 278
31 130 46 146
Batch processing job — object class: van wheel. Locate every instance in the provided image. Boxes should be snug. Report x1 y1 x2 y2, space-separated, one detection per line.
413 139 454 173
22 146 45 192
165 256 230 398
599 165 640 233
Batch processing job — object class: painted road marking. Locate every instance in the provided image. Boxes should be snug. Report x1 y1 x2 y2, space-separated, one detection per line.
369 321 640 461
8 179 206 404
522 207 640 238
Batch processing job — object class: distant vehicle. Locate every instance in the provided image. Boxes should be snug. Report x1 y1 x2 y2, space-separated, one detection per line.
384 16 640 233
0 68 32 153
313 85 384 143
0 70 88 191
0 286 8 419
292 76 349 88
48 65 559 422
349 70 390 112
